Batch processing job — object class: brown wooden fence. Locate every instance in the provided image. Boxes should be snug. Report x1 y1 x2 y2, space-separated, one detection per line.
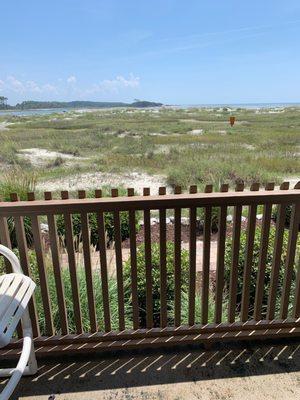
0 182 300 357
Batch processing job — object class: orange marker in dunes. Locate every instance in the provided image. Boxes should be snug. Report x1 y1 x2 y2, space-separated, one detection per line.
229 116 235 126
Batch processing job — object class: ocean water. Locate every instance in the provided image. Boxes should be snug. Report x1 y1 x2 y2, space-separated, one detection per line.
176 102 300 109
0 108 68 116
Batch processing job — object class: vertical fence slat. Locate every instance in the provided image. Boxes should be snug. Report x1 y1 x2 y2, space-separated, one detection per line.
61 191 83 334
174 186 182 327
143 187 153 329
267 183 289 320
292 182 300 319
28 193 54 336
202 184 213 325
78 190 97 333
214 184 229 324
28 192 54 336
159 187 167 328
188 185 197 326
127 188 139 330
44 191 69 335
267 206 287 319
111 189 125 331
253 182 275 321
280 203 300 319
293 257 300 318
9 193 40 337
241 182 260 321
95 189 111 332
228 182 244 323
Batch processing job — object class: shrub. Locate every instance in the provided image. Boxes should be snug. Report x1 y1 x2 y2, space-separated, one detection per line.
7 216 34 248
272 205 300 230
0 250 129 335
55 186 141 248
39 265 129 334
0 167 37 201
46 156 65 168
223 226 296 319
0 142 18 165
0 168 37 248
56 211 137 248
123 242 190 327
196 207 220 233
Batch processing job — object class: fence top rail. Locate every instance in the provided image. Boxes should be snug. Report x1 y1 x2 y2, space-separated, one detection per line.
0 188 299 216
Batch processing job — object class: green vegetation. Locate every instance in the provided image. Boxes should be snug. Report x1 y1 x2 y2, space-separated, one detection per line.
56 210 139 248
0 106 298 337
224 226 297 319
0 169 36 247
0 228 297 335
0 167 37 201
124 242 190 327
0 106 298 193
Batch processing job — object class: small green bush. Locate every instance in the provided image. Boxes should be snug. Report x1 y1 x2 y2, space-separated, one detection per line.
46 156 65 168
123 242 190 327
223 226 296 319
56 211 137 248
0 168 37 248
7 216 33 248
7 250 129 335
0 167 37 202
272 205 300 230
0 142 18 165
196 207 220 233
56 187 140 248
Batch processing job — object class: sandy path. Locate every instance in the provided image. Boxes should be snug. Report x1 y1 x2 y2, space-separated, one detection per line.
0 121 10 131
37 171 168 194
19 148 87 167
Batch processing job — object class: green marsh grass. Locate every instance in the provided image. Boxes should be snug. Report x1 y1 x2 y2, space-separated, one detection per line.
0 107 299 190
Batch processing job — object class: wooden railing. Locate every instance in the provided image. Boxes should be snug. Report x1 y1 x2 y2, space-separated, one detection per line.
0 182 300 356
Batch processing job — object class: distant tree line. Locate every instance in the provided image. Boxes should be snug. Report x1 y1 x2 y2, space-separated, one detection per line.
0 99 163 110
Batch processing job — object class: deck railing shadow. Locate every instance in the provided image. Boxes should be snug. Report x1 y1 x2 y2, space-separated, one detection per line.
1 340 299 398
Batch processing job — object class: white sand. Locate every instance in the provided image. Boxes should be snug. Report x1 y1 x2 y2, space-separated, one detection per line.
37 171 168 194
18 148 87 167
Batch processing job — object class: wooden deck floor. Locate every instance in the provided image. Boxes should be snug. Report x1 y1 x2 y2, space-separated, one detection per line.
1 339 299 399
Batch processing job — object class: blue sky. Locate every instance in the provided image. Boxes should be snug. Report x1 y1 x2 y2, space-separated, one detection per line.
1 1 300 104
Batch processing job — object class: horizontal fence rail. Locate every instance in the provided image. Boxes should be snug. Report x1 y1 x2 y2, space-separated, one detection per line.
1 189 300 215
0 182 299 356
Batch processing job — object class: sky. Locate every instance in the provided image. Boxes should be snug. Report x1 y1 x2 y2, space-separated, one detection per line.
1 1 300 105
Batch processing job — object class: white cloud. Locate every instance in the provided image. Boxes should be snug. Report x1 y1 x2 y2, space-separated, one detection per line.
26 80 42 93
85 74 140 95
0 74 140 98
0 76 58 95
7 76 25 93
42 83 57 92
67 75 76 84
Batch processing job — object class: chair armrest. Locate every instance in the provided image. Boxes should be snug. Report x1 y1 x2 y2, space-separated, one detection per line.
0 245 23 274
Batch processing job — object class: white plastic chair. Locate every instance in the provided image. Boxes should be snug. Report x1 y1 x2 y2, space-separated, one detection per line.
0 245 37 400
